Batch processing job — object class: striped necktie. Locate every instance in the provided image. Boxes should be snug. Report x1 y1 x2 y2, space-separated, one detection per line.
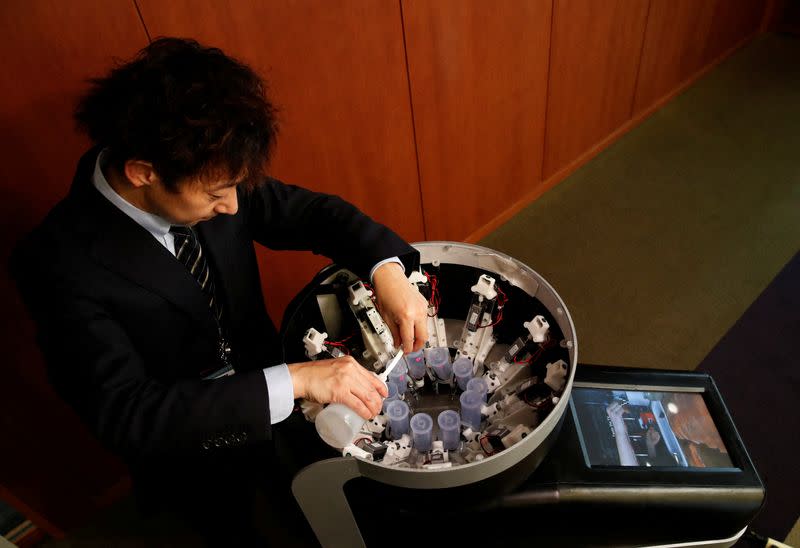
170 226 223 326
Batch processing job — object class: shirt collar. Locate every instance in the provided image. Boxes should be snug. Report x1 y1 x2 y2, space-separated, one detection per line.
91 149 173 238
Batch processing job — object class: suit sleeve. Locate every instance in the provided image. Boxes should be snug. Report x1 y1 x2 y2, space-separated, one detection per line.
10 241 271 461
239 178 420 278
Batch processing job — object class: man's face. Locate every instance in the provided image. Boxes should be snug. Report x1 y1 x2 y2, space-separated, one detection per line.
143 176 240 226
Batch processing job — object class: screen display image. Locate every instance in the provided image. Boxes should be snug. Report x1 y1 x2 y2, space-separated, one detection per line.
571 387 735 469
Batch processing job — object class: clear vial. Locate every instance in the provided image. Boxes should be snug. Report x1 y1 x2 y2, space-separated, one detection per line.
453 357 474 390
460 390 483 430
426 347 452 381
437 410 461 451
466 377 489 403
388 361 409 395
410 413 433 451
386 400 410 440
382 381 400 413
405 350 427 380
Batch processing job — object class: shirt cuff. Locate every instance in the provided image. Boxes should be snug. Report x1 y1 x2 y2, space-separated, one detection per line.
369 256 404 283
263 364 295 425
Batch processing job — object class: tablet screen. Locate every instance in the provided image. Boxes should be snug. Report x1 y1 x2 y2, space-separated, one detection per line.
571 387 735 469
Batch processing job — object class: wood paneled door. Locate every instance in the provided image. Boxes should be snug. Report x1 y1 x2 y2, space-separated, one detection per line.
633 0 720 115
543 0 651 179
402 0 553 242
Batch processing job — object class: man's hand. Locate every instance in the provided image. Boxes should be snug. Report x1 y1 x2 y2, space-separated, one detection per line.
288 356 388 419
606 401 627 420
372 262 429 353
645 426 662 458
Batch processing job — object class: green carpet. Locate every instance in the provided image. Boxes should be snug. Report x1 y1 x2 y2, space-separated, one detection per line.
481 33 800 371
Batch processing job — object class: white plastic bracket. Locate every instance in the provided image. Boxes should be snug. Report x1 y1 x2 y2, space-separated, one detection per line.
471 274 498 300
524 315 550 343
348 281 373 306
303 327 328 358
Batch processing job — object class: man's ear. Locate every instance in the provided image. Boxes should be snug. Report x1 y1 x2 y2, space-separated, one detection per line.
123 159 159 188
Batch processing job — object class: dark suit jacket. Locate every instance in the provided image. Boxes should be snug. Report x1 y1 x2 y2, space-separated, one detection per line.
10 147 419 471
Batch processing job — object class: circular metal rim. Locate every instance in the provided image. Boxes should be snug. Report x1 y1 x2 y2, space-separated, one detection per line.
351 241 579 488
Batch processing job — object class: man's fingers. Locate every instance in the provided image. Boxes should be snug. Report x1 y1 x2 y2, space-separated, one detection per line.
386 319 401 353
357 365 387 396
342 394 374 421
413 315 428 352
399 317 415 354
365 370 389 397
349 379 383 418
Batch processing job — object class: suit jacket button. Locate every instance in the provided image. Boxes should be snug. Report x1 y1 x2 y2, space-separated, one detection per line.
202 441 211 450
213 437 224 447
241 432 248 441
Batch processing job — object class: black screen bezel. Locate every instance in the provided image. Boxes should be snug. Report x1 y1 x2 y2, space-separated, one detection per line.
562 366 761 487
571 385 739 472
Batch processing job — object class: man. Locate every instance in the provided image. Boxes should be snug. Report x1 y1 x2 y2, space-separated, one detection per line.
11 38 428 545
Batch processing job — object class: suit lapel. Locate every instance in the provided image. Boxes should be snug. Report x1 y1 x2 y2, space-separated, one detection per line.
71 150 219 340
91 204 220 340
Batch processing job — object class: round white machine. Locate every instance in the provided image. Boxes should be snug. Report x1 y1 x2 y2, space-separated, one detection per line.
283 242 579 546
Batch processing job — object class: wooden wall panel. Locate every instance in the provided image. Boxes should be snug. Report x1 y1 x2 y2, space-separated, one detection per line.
137 0 424 323
0 0 148 533
704 0 766 62
543 0 650 179
402 0 552 241
633 0 719 115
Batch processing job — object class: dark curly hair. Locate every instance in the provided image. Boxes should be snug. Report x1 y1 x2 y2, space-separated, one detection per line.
75 37 278 191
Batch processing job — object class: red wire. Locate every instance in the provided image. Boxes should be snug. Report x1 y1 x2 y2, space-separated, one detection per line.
353 436 373 447
326 330 357 356
479 434 494 455
512 337 552 365
425 272 441 317
325 341 351 355
479 309 504 328
513 353 531 365
361 281 378 304
477 286 508 328
329 332 356 344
